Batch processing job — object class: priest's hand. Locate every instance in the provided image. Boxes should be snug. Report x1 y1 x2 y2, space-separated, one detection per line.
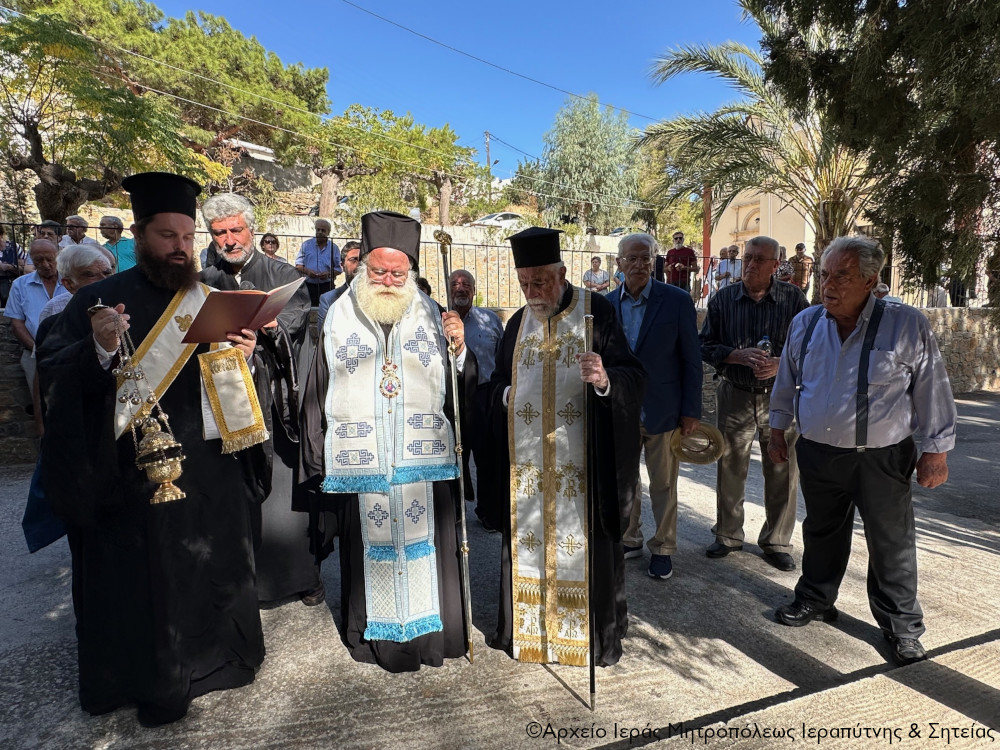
441 310 464 355
577 352 609 390
228 328 257 361
91 303 129 352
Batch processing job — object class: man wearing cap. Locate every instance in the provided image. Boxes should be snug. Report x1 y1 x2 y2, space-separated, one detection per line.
37 172 269 725
199 192 321 607
665 231 698 291
609 233 702 580
487 226 645 667
297 210 477 672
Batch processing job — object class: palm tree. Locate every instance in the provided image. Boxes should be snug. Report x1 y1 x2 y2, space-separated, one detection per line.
641 3 873 289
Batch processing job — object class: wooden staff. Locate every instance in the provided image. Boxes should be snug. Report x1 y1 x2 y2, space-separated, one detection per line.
433 229 474 663
584 312 596 711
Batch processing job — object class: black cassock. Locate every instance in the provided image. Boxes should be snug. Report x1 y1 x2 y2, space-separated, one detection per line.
37 268 267 725
202 249 320 602
486 284 644 667
297 289 479 672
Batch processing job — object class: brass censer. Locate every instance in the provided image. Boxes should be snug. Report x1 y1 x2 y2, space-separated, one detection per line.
92 299 187 504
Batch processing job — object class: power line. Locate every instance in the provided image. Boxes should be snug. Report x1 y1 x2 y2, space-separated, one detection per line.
339 0 659 122
0 3 476 166
83 68 659 214
487 133 541 163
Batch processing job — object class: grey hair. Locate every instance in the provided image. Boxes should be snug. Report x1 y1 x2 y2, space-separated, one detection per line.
57 244 108 278
314 218 332 230
65 215 87 227
745 235 779 258
875 282 890 294
618 233 658 257
201 193 256 233
824 235 885 279
449 269 476 286
100 215 124 229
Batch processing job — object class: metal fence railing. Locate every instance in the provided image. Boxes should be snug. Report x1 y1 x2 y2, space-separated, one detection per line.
5 220 995 313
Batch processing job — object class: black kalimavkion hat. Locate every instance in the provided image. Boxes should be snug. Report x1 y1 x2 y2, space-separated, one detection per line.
360 211 422 271
507 226 563 268
121 172 202 222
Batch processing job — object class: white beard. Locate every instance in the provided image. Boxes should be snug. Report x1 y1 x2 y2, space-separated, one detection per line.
356 272 418 324
527 300 559 322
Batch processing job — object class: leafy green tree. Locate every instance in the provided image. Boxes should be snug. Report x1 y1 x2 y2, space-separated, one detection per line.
303 105 406 219
17 0 329 157
747 0 1000 288
399 123 477 227
641 6 873 279
541 94 640 232
0 11 189 219
4 0 329 218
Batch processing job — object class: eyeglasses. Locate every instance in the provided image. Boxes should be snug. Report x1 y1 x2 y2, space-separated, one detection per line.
261 239 278 245
367 266 409 282
618 256 652 266
743 254 777 265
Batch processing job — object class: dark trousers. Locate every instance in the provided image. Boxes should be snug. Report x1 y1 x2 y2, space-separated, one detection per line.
306 281 332 306
794 437 924 638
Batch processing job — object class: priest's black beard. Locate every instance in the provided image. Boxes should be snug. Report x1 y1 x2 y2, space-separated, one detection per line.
136 245 198 291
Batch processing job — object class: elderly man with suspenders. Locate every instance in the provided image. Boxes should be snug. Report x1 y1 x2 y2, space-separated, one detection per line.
767 236 956 666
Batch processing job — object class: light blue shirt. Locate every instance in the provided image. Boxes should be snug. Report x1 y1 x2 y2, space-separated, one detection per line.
104 237 136 271
618 277 652 352
295 238 341 284
770 295 957 453
4 271 69 339
462 306 504 383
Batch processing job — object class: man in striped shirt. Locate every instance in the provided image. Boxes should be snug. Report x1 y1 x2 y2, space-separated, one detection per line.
699 235 809 572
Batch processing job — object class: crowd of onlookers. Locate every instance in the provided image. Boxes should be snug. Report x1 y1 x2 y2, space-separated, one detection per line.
588 232 982 308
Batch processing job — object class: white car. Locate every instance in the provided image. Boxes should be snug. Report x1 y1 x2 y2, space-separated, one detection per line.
468 212 525 229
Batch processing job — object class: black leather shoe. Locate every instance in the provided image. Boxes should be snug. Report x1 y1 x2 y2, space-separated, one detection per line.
706 542 742 558
763 551 796 571
884 634 927 666
775 599 838 627
301 582 326 607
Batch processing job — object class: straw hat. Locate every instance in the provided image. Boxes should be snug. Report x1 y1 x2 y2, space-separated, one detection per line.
669 422 726 464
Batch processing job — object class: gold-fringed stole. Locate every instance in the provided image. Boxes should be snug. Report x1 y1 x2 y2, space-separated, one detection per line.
509 286 591 665
113 284 209 439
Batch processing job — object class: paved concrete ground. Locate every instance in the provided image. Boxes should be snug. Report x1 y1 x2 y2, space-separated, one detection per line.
1 393 998 749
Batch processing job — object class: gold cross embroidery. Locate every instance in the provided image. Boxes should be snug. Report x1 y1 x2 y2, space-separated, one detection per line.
557 401 581 426
520 530 540 552
174 314 193 332
559 534 583 556
516 402 540 426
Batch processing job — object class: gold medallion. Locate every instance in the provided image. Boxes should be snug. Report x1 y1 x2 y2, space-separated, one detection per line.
379 360 401 399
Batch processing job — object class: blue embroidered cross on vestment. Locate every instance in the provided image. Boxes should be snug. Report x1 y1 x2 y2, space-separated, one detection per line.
405 498 427 524
336 333 374 373
367 503 389 527
403 326 438 367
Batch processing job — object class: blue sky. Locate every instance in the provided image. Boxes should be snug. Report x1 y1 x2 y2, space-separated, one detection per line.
153 0 762 180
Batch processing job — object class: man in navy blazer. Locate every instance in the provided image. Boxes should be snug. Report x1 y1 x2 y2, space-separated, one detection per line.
609 234 703 579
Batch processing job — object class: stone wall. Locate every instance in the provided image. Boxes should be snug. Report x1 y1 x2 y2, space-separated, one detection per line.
922 308 1000 393
0 317 38 463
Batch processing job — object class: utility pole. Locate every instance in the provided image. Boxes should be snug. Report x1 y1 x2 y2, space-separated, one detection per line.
485 130 492 200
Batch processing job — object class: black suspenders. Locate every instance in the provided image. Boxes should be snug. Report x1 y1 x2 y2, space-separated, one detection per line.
794 299 886 451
